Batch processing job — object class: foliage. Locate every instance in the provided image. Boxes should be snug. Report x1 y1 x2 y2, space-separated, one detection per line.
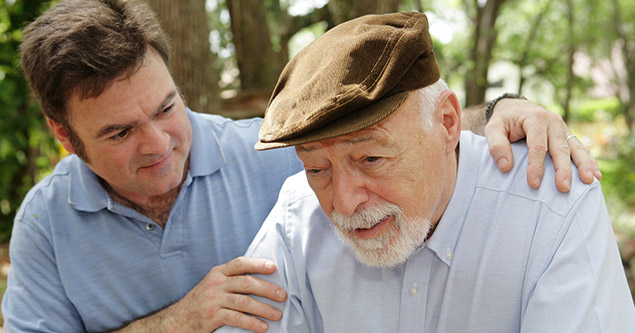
573 98 621 122
602 133 635 212
208 0 239 91
0 0 56 241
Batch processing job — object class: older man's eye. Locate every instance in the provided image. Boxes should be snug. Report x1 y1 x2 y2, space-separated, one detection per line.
306 168 322 174
365 156 381 163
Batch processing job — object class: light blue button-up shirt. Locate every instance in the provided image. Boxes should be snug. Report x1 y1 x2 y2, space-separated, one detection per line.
220 131 635 332
2 110 303 332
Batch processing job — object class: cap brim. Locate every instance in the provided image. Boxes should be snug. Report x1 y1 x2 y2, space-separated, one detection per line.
255 91 409 150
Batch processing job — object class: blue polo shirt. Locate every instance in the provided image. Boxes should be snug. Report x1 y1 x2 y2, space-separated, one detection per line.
2 110 302 332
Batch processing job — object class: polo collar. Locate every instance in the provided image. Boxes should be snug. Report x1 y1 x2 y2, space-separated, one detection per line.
186 109 227 177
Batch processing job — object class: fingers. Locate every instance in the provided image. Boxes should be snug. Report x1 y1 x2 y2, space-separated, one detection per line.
208 275 284 332
211 271 285 331
221 256 278 276
522 120 549 189
484 97 602 191
568 135 602 183
214 257 287 304
223 289 284 319
226 273 288 303
548 129 573 193
191 257 287 331
484 119 514 173
216 307 271 332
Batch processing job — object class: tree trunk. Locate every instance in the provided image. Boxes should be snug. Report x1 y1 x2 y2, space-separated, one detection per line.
611 0 635 132
627 77 635 133
562 0 575 122
227 0 281 91
146 0 220 114
327 0 402 27
272 2 330 71
464 0 507 107
516 0 553 95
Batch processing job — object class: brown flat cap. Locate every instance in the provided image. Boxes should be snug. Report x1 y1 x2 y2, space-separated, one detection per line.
256 12 440 150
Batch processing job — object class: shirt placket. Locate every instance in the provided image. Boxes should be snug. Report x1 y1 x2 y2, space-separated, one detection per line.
399 248 433 332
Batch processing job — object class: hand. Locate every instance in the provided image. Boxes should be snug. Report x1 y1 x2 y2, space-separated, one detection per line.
118 257 287 332
484 98 602 192
184 257 287 332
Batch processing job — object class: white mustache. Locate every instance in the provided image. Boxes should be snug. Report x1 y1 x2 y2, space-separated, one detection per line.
331 202 403 231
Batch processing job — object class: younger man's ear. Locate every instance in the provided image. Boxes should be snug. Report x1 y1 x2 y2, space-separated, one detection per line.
47 118 77 155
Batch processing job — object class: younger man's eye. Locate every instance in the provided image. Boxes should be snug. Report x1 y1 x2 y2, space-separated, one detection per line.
111 129 129 141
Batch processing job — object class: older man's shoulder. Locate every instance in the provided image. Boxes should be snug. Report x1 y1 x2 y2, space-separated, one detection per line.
462 132 598 216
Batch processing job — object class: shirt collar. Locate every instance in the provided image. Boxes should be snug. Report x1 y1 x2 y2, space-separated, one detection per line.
425 131 479 266
186 109 227 177
68 109 226 212
68 156 109 212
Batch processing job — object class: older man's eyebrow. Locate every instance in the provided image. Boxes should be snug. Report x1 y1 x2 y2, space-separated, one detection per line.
343 134 376 145
95 90 177 139
295 132 392 153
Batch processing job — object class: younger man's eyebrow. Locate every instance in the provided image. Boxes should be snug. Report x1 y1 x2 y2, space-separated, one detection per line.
96 123 132 139
156 90 177 114
96 90 178 139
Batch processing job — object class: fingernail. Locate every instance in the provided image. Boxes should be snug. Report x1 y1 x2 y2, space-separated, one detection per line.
497 157 508 169
563 178 570 191
265 261 275 270
276 289 286 299
258 321 268 331
585 170 593 181
533 176 541 187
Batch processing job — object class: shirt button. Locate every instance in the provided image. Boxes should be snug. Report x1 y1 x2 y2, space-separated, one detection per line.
445 250 453 260
146 223 155 231
409 283 418 296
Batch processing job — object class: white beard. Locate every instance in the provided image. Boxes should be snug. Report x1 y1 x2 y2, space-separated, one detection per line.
331 202 433 268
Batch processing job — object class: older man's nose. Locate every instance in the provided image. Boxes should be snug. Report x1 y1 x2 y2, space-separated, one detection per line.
331 169 369 216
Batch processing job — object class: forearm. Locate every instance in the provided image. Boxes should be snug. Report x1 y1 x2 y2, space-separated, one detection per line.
119 257 284 333
114 304 186 333
461 103 488 135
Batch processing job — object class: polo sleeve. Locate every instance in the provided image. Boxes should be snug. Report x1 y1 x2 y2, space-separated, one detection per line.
2 217 85 332
520 185 635 332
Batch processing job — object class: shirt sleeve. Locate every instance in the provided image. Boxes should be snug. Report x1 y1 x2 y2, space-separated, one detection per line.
521 185 635 332
2 217 85 332
216 183 317 333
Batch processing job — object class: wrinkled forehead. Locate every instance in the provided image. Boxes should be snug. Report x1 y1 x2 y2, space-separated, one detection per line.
293 93 427 156
294 123 396 156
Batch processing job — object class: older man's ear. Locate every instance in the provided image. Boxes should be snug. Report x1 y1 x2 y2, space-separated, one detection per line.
437 90 462 155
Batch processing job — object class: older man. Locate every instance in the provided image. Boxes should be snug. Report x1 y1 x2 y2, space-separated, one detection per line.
218 12 635 332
